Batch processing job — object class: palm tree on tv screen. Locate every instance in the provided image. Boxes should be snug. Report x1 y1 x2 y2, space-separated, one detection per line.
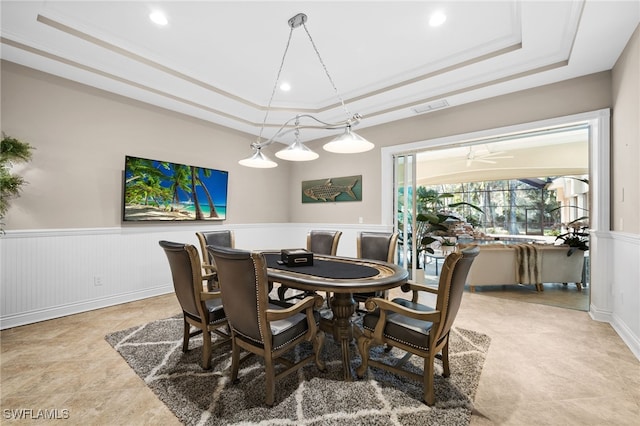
194 167 219 219
169 164 192 213
189 165 204 220
125 158 169 206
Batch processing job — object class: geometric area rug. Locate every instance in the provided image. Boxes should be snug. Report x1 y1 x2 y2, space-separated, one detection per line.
105 315 490 426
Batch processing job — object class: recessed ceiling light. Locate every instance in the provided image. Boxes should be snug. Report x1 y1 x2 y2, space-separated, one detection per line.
149 10 168 26
429 11 446 27
280 82 291 92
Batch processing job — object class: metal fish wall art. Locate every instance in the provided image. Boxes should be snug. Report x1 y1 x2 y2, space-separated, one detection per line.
302 175 362 203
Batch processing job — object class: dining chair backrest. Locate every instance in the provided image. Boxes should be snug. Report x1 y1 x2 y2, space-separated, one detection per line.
353 231 399 304
357 231 398 262
196 230 235 267
307 230 342 255
159 240 203 321
435 246 479 340
207 246 268 345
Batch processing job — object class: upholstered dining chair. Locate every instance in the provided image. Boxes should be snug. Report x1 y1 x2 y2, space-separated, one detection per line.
208 245 326 407
353 231 399 305
355 245 479 405
158 240 231 370
195 230 235 291
278 230 342 302
307 230 342 255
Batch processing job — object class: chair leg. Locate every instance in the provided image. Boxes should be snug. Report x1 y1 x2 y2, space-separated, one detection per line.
202 329 212 370
314 331 327 372
182 317 190 352
264 356 276 407
277 285 288 301
441 340 450 378
355 336 372 378
424 353 436 406
230 339 240 383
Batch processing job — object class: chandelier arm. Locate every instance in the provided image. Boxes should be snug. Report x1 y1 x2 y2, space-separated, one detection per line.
292 113 361 129
252 112 363 149
302 22 352 120
252 115 301 149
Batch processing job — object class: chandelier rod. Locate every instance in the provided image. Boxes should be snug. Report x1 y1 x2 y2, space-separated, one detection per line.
300 18 351 119
256 13 355 146
241 12 373 167
257 23 295 142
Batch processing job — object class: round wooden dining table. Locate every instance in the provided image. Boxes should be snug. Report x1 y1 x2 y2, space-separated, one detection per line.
264 252 408 381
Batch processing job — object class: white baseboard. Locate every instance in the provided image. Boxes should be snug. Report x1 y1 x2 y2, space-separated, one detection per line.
0 285 173 330
610 314 640 361
588 303 613 323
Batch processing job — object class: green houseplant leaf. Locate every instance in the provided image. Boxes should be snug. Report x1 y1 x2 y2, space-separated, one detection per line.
1 133 34 227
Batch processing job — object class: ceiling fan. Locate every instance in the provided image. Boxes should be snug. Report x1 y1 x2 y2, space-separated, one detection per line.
466 146 513 166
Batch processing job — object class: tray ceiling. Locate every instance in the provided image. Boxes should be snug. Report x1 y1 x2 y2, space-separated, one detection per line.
1 1 638 144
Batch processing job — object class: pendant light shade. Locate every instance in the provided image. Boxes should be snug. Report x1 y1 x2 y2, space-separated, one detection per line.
275 140 319 161
238 148 277 168
323 126 375 154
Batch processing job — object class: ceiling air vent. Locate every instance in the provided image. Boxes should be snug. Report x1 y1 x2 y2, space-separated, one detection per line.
412 99 449 114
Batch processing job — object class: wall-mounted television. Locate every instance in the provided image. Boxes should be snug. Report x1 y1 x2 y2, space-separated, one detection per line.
123 155 228 222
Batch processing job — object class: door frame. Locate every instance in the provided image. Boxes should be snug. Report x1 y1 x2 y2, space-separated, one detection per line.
381 108 610 314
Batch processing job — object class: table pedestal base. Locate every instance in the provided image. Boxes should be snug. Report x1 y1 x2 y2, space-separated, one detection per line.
320 292 360 381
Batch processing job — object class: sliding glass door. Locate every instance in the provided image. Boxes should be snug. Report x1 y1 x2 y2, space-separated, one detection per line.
385 110 609 313
394 153 420 282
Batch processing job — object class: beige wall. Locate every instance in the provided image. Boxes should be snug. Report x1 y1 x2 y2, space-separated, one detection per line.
288 71 613 225
2 34 637 234
612 24 640 234
0 61 292 229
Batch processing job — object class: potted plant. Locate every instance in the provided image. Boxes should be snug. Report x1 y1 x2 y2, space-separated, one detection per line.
415 188 484 255
548 177 590 257
1 133 34 232
555 219 589 256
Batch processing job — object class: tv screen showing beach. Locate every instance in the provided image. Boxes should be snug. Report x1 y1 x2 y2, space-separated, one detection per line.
123 156 228 222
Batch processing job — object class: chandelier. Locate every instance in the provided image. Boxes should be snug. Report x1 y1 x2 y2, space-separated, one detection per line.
239 13 374 168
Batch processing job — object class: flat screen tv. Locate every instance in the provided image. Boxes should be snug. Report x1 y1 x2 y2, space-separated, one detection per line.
123 155 228 222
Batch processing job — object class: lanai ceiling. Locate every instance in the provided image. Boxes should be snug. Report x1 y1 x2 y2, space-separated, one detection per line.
416 125 589 185
1 1 638 145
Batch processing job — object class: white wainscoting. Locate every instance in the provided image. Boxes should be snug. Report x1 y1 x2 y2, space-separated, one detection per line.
587 230 640 360
1 225 638 360
604 231 640 360
0 223 391 329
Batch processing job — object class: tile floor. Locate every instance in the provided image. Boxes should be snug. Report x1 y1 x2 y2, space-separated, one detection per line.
465 282 590 312
1 288 638 425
